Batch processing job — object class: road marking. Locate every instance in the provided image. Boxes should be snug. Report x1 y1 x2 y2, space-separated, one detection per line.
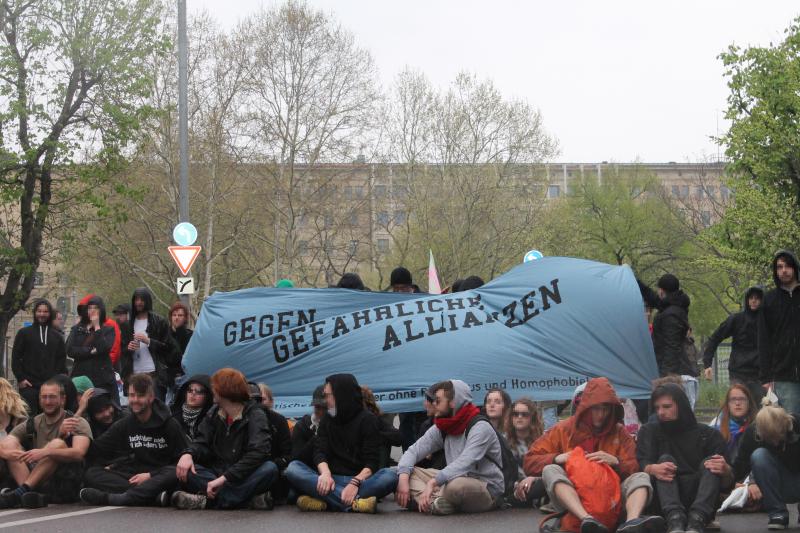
0 510 27 518
0 506 120 528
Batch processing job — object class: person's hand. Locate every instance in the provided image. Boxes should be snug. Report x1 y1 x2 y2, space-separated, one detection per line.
703 367 713 380
395 474 410 509
176 453 195 483
127 340 140 351
555 452 571 465
316 472 335 496
78 388 95 411
133 332 150 345
60 417 82 436
703 454 729 475
586 451 619 466
747 482 762 502
341 482 359 506
20 448 48 465
514 476 537 501
206 475 226 499
19 380 32 389
417 478 437 513
649 462 677 482
90 317 101 330
129 472 151 485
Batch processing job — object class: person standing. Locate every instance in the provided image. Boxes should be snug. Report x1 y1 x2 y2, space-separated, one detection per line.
67 296 118 404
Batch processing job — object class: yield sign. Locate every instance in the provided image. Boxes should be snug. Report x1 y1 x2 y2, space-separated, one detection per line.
168 246 201 276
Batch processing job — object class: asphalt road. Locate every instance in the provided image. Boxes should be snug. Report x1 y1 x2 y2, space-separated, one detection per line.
0 497 795 532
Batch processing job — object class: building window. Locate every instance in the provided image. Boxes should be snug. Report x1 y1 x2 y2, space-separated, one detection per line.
324 215 334 229
343 186 353 199
33 272 43 287
323 238 333 254
374 184 386 198
701 211 711 227
348 240 358 256
695 186 704 199
547 185 560 198
392 184 408 199
706 186 716 198
394 210 406 225
377 211 389 226
720 186 731 200
377 238 389 254
298 240 308 255
680 185 689 198
671 185 680 197
355 186 364 198
349 213 359 226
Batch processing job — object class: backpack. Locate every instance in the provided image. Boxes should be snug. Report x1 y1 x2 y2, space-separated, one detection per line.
25 410 75 448
441 414 519 497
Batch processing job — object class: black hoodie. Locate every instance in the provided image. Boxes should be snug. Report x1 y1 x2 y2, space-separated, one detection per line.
313 374 381 476
67 296 116 390
170 374 213 440
11 299 67 386
758 250 800 383
650 287 694 377
120 288 179 384
702 286 764 380
637 384 726 476
90 398 188 474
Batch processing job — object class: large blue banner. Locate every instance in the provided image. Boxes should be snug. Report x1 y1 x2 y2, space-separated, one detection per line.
183 257 658 417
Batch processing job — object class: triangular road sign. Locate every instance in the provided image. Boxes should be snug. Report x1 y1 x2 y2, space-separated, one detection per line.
168 246 201 276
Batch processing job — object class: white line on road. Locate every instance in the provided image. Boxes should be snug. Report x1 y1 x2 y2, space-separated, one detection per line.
0 510 28 518
0 506 120 528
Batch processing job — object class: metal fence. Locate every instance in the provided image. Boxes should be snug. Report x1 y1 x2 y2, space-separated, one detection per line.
708 342 732 385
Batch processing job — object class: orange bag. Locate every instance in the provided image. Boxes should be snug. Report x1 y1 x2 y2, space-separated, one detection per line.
559 446 622 533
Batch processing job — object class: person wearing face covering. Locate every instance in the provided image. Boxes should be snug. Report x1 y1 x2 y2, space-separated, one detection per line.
284 373 398 513
636 383 733 533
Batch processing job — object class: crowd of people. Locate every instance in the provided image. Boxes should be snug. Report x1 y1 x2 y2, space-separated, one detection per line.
0 253 797 533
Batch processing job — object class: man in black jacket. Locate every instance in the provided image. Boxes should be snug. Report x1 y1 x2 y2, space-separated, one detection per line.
120 288 179 401
285 373 398 513
703 286 764 403
758 250 800 414
171 375 213 441
248 382 292 502
291 385 327 468
172 368 277 510
11 299 67 415
67 296 118 404
79 373 188 506
637 384 732 533
638 274 694 377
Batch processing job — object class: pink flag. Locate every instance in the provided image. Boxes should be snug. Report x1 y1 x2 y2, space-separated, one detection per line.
428 249 442 294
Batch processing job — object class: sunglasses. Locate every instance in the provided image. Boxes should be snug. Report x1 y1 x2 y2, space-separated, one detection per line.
512 410 531 418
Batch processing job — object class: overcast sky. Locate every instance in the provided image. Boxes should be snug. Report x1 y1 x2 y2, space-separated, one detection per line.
187 0 798 163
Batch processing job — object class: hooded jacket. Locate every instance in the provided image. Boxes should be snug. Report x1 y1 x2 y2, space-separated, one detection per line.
313 374 382 476
397 380 504 498
77 294 121 366
170 374 213 439
523 377 638 479
11 299 67 386
702 286 764 380
758 250 800 383
186 401 272 484
636 384 726 476
86 388 123 440
639 280 694 376
120 288 179 383
67 296 117 389
90 398 188 474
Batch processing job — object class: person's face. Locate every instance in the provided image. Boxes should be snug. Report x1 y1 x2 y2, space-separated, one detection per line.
53 312 64 330
128 386 154 416
511 403 533 432
776 258 796 286
39 384 64 416
313 404 327 420
654 396 678 422
114 312 128 324
34 304 50 325
261 393 273 409
171 308 187 329
185 383 207 409
134 297 146 314
747 294 762 312
93 404 116 425
657 287 666 300
423 395 436 417
392 285 414 293
589 404 611 429
433 388 455 418
727 390 750 419
87 304 100 323
484 392 506 420
323 383 335 411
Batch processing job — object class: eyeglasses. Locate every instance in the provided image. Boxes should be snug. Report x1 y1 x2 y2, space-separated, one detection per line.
728 397 748 404
187 388 206 395
512 411 531 418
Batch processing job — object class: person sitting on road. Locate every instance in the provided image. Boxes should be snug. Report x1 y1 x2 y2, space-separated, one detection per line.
248 382 293 503
730 405 800 530
80 373 188 507
412 386 445 470
483 388 511 433
637 383 733 533
172 368 277 510
80 388 123 440
395 379 503 516
524 377 662 533
505 397 545 507
291 385 326 468
0 379 91 508
710 384 757 466
170 375 213 441
285 373 398 513
361 385 402 469
0 379 28 440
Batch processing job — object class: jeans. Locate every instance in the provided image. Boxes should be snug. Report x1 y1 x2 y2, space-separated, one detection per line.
284 460 398 512
185 461 278 509
653 454 720 521
774 381 800 415
681 376 698 410
749 447 800 519
84 465 178 506
542 407 558 430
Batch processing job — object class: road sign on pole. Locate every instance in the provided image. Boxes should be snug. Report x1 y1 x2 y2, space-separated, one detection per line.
176 277 195 295
168 246 201 276
524 249 544 263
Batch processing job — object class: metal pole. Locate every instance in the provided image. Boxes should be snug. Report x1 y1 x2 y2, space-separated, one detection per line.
177 0 191 309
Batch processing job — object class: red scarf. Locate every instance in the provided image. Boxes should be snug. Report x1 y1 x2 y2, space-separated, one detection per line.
435 403 480 435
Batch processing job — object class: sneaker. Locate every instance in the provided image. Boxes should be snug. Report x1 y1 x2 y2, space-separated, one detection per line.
155 491 170 507
430 496 456 516
768 515 789 530
351 496 377 514
580 516 610 533
80 488 109 506
667 511 687 533
296 495 327 512
0 492 19 509
617 515 667 533
171 491 207 510
705 519 720 531
20 492 47 509
249 492 274 511
0 488 12 496
685 511 706 533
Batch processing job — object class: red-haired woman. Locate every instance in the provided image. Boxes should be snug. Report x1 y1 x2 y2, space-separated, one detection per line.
173 368 277 510
711 383 757 465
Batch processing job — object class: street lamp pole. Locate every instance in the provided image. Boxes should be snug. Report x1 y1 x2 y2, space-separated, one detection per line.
178 0 191 310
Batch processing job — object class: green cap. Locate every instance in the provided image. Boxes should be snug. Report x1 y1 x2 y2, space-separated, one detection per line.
276 279 295 288
72 375 94 394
